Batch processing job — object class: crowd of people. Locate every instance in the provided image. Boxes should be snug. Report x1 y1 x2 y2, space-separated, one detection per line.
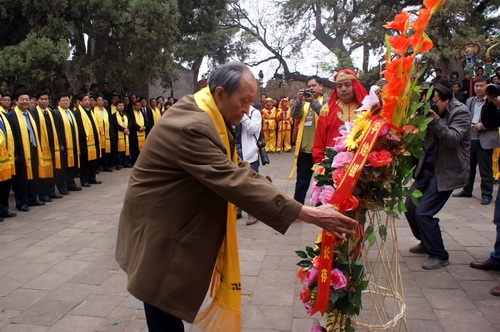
0 84 176 221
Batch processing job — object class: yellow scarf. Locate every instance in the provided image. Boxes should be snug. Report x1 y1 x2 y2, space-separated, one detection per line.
133 110 146 150
93 106 111 153
110 104 117 115
13 107 45 180
151 106 161 124
193 87 241 331
288 97 322 178
77 106 98 160
115 112 130 156
34 106 59 177
57 106 79 168
0 112 15 180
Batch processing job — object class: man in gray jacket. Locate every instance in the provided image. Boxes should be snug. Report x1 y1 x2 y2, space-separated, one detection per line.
406 84 471 270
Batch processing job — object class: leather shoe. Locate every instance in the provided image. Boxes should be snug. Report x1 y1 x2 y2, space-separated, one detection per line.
246 217 258 225
102 167 113 172
67 185 82 191
115 165 122 170
470 260 500 271
409 243 426 254
81 183 91 187
481 197 492 205
422 258 449 270
49 193 63 199
0 217 3 222
1 211 17 218
29 200 45 206
491 284 500 296
39 195 52 203
452 191 472 198
90 180 102 184
59 190 69 195
17 205 29 212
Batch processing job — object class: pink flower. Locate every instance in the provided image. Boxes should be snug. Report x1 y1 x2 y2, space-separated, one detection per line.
378 122 389 136
330 268 348 290
300 287 311 303
305 267 318 286
311 321 327 332
304 301 314 315
332 167 345 187
332 135 347 152
313 256 320 268
345 195 360 211
319 185 335 205
386 133 401 141
310 184 321 206
368 150 393 167
332 151 355 168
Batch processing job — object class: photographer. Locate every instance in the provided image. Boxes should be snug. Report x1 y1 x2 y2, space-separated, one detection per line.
469 83 500 296
406 84 471 270
290 75 327 204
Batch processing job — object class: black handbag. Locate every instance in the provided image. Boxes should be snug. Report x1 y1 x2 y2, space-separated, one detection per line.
254 135 270 165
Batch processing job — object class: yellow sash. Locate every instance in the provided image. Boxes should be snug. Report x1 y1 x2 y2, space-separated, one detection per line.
110 104 117 115
193 87 241 331
78 106 98 160
115 112 130 156
133 110 146 150
13 107 45 180
93 107 111 153
0 112 15 180
34 106 58 177
288 97 322 178
57 106 79 168
151 106 161 124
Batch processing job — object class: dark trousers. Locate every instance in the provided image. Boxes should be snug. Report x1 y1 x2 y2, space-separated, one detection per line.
0 179 11 215
293 152 314 204
37 177 55 198
405 166 452 260
12 146 38 207
143 302 184 332
79 154 90 185
464 140 493 199
490 185 500 267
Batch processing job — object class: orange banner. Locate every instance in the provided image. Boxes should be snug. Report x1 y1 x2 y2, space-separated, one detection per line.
310 119 384 315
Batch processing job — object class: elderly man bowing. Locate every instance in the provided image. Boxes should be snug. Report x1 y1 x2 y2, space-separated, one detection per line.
115 62 357 332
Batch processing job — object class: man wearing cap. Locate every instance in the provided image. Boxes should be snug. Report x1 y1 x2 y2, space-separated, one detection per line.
313 69 368 164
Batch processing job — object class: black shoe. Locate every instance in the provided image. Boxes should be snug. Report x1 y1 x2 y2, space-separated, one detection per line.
67 185 82 191
124 164 132 168
81 182 91 187
0 217 3 222
103 167 113 172
481 197 492 205
59 190 69 195
49 193 63 199
90 180 102 184
1 211 16 218
17 205 29 212
409 242 426 254
39 195 52 203
116 165 122 170
29 200 46 206
452 191 472 198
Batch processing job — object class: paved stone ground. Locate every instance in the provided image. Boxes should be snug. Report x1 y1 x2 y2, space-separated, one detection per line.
0 151 499 332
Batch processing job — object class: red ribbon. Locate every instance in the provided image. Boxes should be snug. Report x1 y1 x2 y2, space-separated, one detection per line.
310 119 385 315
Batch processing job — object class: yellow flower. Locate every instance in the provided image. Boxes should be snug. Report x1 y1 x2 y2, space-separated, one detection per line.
345 118 370 150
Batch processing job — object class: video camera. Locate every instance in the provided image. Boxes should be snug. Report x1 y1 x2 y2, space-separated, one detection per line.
486 84 500 98
303 89 313 98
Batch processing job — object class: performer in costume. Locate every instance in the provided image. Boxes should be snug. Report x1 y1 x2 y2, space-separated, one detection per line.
313 69 368 163
276 97 292 153
261 98 277 152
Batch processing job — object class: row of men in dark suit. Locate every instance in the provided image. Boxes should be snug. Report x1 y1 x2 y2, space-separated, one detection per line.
0 90 161 221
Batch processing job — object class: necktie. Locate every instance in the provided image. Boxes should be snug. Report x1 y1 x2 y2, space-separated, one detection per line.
142 108 148 122
66 110 73 125
23 112 36 147
0 118 7 148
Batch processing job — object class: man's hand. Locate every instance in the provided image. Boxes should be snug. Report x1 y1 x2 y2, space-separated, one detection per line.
297 89 305 103
296 205 358 241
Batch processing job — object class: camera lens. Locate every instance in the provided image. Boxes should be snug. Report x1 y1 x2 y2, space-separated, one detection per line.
486 84 500 98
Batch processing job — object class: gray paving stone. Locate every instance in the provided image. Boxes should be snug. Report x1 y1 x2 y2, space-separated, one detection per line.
12 299 79 326
0 289 49 310
23 272 73 291
1 324 49 332
71 294 124 317
422 288 477 310
434 309 496 332
45 314 103 332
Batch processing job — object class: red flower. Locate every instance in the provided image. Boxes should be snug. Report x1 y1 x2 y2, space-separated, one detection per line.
332 167 345 187
383 11 409 32
411 8 431 33
300 287 311 302
424 0 445 14
345 195 359 211
368 150 393 167
388 34 410 55
403 125 419 134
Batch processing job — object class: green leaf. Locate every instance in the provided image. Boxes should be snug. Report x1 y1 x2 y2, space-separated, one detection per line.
306 246 316 258
368 231 376 247
297 260 312 268
412 188 423 199
379 225 387 241
295 250 307 259
330 290 340 305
